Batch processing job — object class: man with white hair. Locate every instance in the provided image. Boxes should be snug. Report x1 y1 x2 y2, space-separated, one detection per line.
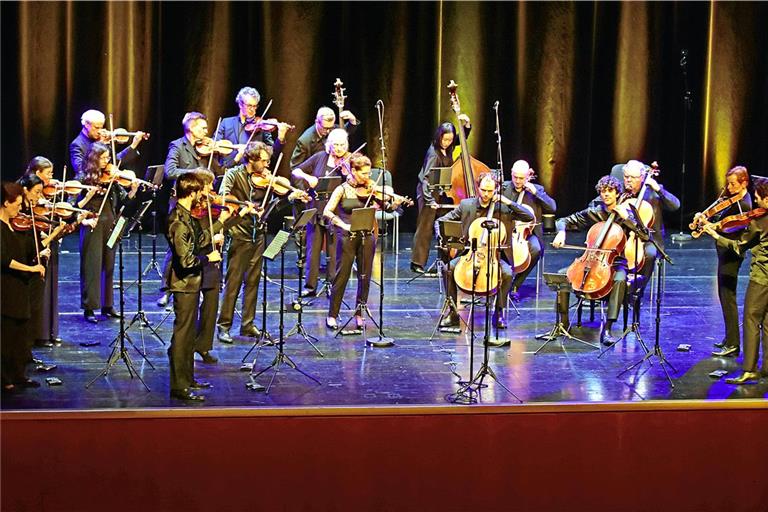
501 159 557 301
290 106 359 168
69 109 147 175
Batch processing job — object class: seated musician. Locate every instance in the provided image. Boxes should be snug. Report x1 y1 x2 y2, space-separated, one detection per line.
411 116 471 275
501 159 557 301
434 172 533 330
552 175 644 346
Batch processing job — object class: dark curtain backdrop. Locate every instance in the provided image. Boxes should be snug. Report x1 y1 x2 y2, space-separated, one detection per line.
2 1 767 231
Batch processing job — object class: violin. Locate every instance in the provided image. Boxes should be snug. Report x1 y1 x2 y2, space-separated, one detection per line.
690 188 748 237
99 128 150 144
354 182 414 207
195 137 245 157
43 179 98 198
99 165 158 190
250 172 311 202
33 200 90 219
244 117 295 134
700 207 768 237
11 212 56 232
191 193 258 219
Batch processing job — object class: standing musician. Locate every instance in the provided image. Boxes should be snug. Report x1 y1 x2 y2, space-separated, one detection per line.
166 173 230 401
693 166 752 357
323 153 405 329
1 182 47 392
702 178 768 384
215 87 290 166
70 109 147 175
501 159 557 300
291 128 352 297
553 176 643 345
411 116 471 274
216 142 306 343
435 172 533 330
618 159 680 295
290 106 360 168
75 143 139 324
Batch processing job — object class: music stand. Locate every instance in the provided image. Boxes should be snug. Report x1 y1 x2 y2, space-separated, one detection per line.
428 167 453 191
429 221 468 338
87 205 154 391
142 164 165 279
534 273 597 353
316 176 342 197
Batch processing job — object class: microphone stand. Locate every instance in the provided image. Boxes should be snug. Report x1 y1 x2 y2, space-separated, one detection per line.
671 48 693 242
489 100 511 347
367 99 395 348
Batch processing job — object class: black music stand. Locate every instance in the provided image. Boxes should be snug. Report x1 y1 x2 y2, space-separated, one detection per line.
430 220 468 339
534 273 597 353
86 206 153 391
142 164 165 278
248 228 321 393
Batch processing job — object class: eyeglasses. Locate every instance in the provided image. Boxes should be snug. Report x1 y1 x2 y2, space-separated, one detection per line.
242 103 259 110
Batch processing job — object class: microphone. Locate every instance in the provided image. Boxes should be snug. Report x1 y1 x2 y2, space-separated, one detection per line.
680 49 688 67
493 100 499 109
375 99 384 109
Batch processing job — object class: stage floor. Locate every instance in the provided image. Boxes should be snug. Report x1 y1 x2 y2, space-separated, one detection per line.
2 231 766 410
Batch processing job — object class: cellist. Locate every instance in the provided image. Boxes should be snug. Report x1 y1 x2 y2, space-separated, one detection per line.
435 172 533 330
552 176 642 346
411 116 471 275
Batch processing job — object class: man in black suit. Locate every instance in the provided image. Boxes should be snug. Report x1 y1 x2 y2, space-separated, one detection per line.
69 109 146 175
435 173 534 329
215 87 291 167
289 106 359 168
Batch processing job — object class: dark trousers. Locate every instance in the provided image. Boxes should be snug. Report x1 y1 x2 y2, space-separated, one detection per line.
445 255 514 311
505 235 543 290
217 236 265 332
195 287 219 353
634 243 657 296
329 230 376 319
557 269 627 325
304 219 337 290
716 245 744 350
79 222 115 310
169 291 199 391
742 280 768 373
411 199 439 268
31 243 59 342
1 316 29 386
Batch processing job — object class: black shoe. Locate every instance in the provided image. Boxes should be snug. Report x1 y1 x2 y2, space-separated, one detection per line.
410 263 426 274
725 371 760 384
16 378 41 388
170 389 205 401
190 380 213 389
52 337 64 346
600 329 617 347
196 351 218 364
156 294 169 307
301 288 317 298
440 312 460 328
239 325 261 338
712 346 739 357
713 339 726 349
84 310 98 324
493 310 507 329
217 328 233 344
102 308 122 319
34 339 54 348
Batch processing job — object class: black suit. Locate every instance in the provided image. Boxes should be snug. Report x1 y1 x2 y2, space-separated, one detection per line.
69 132 138 176
215 116 282 167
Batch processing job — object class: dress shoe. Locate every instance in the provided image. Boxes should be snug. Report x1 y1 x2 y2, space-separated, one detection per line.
196 351 218 364
725 371 760 384
239 325 261 338
301 288 317 298
102 308 122 319
713 339 726 349
492 310 507 329
52 337 64 346
190 380 213 389
326 317 338 330
217 328 233 344
156 294 169 308
34 339 54 348
440 312 460 328
600 328 617 347
84 310 98 324
16 378 41 388
712 346 739 357
170 389 205 401
410 262 426 274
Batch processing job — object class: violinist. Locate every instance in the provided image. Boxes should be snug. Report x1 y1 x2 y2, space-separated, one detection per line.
215 87 289 167
290 106 360 168
411 116 471 275
70 109 147 175
323 153 403 329
75 143 139 324
702 178 768 384
291 128 352 297
553 176 642 346
501 160 557 301
165 112 227 182
434 172 533 330
1 182 47 392
696 166 752 357
216 142 304 343
618 160 680 296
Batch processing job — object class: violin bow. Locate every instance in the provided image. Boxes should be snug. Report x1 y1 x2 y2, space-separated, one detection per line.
93 115 122 225
207 117 223 171
259 153 284 212
363 168 386 209
324 142 367 178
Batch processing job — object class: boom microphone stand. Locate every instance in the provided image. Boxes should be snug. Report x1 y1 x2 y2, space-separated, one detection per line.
671 49 693 243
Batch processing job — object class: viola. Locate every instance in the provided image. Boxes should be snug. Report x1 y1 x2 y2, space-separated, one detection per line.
43 179 98 198
10 212 55 232
195 138 245 157
703 207 768 236
690 188 748 237
244 117 295 134
99 128 150 144
99 165 158 190
250 172 311 202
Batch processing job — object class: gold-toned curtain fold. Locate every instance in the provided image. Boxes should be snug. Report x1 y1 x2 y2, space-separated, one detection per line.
188 4 231 126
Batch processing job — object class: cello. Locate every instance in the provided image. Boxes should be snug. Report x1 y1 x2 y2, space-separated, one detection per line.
621 161 659 271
